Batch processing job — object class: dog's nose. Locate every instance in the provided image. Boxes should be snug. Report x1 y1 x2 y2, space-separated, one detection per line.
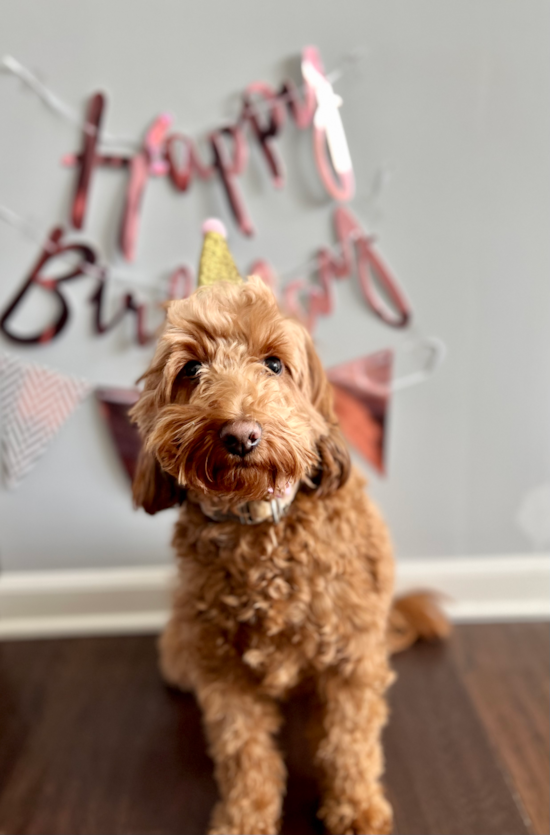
219 420 262 457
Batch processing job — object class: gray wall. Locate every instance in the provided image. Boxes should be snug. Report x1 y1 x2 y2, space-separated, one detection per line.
0 0 548 571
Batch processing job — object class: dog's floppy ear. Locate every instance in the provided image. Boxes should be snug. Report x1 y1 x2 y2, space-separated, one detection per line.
132 446 185 515
303 331 351 496
129 367 186 515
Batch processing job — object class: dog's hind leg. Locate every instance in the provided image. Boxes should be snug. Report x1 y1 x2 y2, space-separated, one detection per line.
195 678 286 835
315 654 395 835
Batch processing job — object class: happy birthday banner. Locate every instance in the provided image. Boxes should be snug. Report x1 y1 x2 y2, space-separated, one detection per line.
0 47 411 347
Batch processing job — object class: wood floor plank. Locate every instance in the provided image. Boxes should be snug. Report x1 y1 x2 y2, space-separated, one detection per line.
0 640 64 795
0 627 542 835
0 637 216 835
450 623 550 835
384 639 530 835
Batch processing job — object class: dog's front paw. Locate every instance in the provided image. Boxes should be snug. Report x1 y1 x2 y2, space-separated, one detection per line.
208 801 279 835
321 790 393 835
350 793 393 835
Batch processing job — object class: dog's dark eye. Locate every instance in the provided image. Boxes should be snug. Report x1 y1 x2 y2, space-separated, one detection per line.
264 356 283 375
182 360 202 378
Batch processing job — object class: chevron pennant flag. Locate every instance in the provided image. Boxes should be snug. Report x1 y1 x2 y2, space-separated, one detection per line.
328 349 393 475
0 352 92 488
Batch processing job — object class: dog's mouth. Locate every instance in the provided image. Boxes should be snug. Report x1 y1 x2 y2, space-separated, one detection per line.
180 446 302 504
208 458 295 502
216 436 300 500
151 407 318 504
266 481 294 500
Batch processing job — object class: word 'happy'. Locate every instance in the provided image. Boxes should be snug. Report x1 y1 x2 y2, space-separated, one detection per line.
62 46 354 261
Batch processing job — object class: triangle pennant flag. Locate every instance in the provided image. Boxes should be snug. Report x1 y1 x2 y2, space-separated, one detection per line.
95 387 142 481
0 352 92 488
327 349 393 475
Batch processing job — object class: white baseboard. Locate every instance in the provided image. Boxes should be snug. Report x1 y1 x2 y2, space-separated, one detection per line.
394 555 550 621
0 554 548 640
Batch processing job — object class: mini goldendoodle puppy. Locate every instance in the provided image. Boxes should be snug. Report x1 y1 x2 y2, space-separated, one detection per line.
131 267 447 835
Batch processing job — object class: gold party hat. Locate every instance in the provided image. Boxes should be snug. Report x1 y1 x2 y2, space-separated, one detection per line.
197 218 242 287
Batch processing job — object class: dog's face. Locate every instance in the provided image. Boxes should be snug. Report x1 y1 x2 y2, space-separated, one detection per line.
131 277 349 513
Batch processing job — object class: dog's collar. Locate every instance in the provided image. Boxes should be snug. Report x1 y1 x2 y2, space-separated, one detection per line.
198 483 299 526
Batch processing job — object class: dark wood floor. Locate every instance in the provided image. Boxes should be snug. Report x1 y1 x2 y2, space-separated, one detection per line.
0 623 547 835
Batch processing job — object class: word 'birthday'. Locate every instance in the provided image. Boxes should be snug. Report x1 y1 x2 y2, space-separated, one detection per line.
0 207 410 346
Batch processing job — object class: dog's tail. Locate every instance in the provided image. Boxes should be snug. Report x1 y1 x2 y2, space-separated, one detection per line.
387 591 451 654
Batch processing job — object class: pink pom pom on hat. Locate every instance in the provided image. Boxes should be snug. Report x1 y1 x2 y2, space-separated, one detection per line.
201 218 227 238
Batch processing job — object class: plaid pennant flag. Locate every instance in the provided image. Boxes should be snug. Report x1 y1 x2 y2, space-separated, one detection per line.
0 352 92 488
